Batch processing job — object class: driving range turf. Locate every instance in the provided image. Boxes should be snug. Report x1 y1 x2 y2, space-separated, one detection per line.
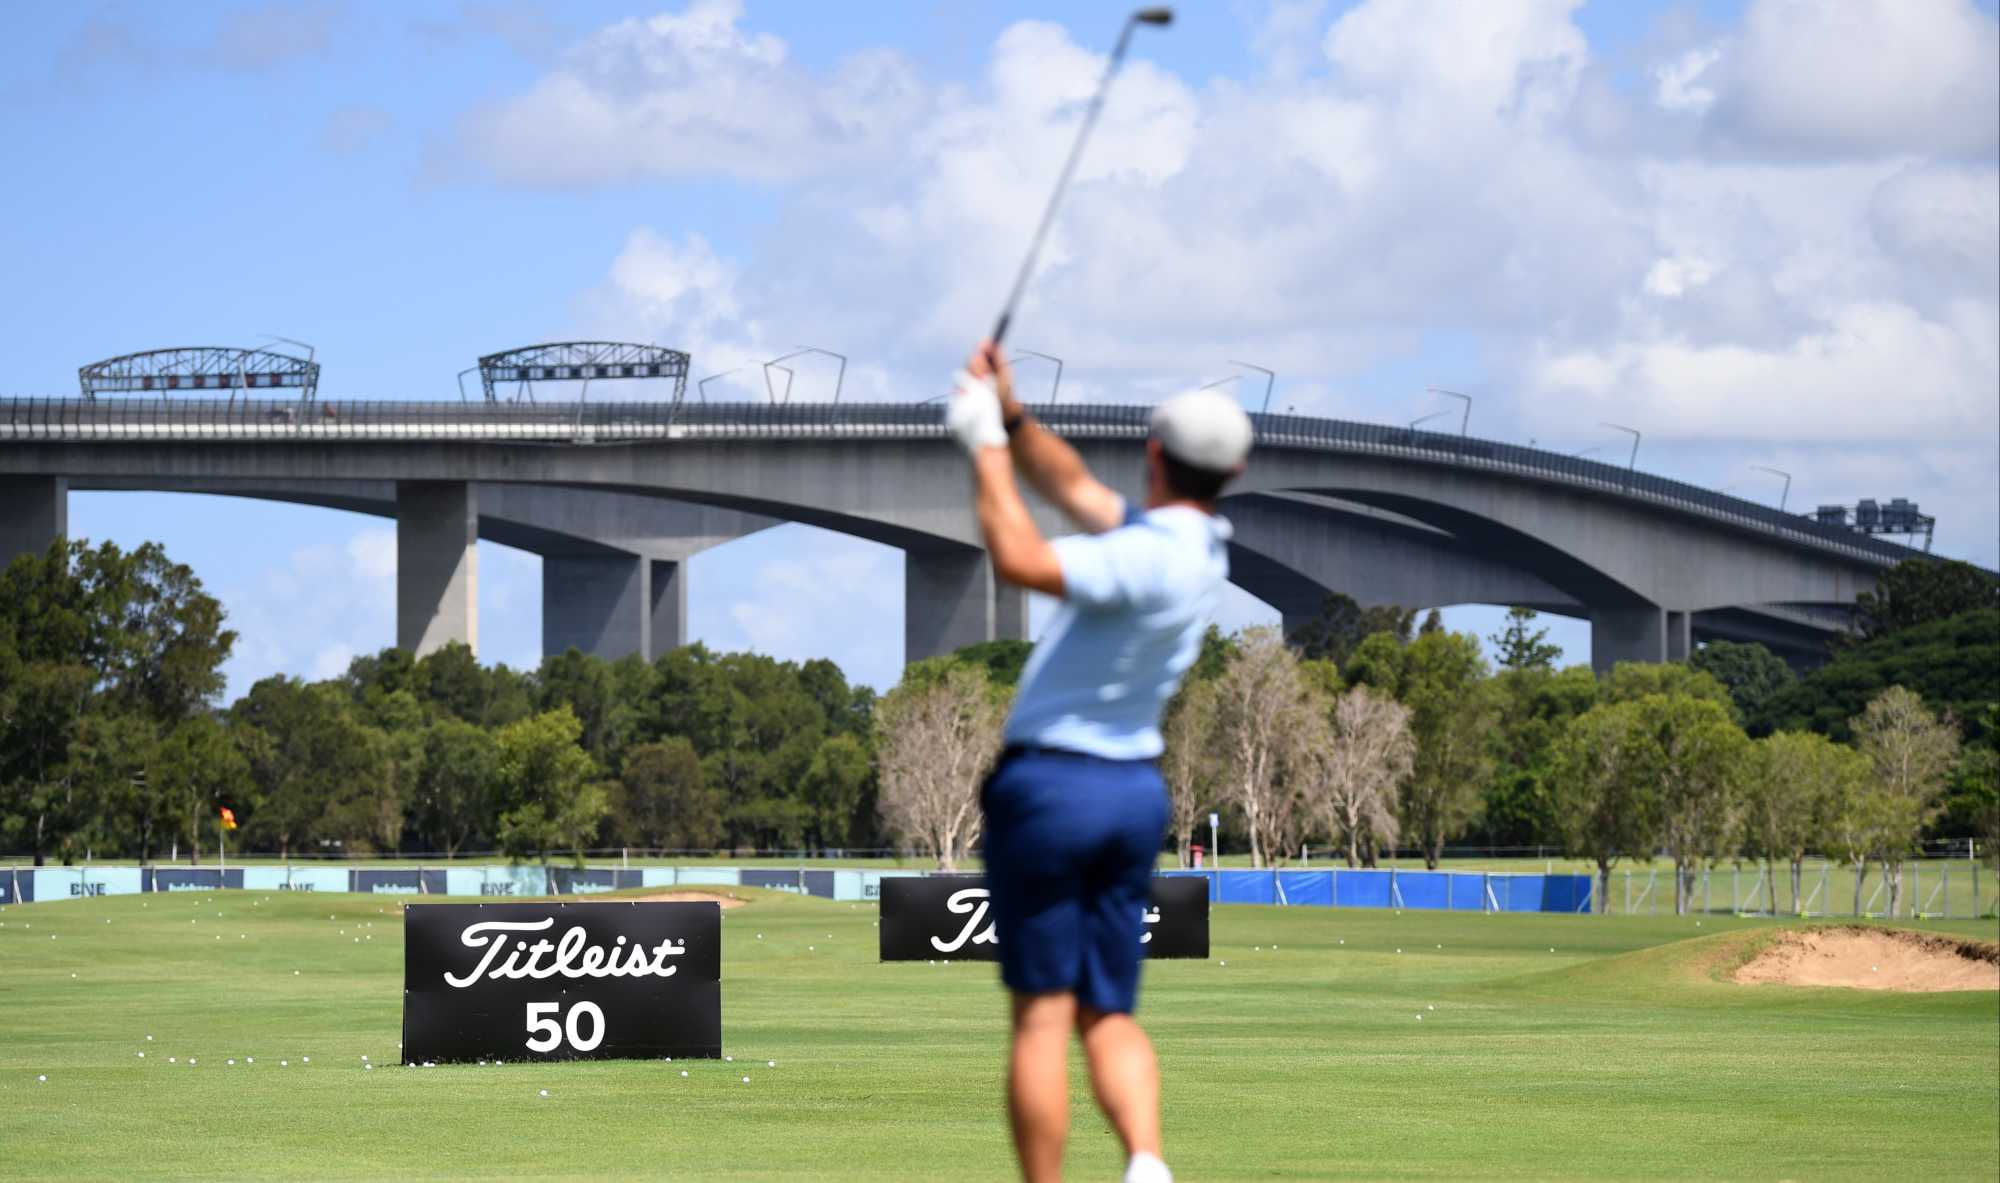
2 888 1994 1181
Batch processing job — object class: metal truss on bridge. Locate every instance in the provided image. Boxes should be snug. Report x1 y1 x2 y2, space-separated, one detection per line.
0 394 1930 569
76 347 319 403
474 342 689 406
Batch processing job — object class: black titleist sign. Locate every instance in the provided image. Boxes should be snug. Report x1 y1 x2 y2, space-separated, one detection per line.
403 901 720 1064
879 876 1208 961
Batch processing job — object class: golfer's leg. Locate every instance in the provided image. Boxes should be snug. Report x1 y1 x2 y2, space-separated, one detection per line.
1077 1006 1162 1159
1009 991 1077 1183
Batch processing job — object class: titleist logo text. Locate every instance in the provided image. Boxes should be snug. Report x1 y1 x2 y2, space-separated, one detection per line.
929 888 1160 953
443 918 684 988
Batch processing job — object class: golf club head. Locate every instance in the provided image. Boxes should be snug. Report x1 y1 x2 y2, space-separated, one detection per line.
1134 7 1174 25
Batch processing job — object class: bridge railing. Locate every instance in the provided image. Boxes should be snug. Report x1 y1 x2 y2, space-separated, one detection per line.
0 396 1923 564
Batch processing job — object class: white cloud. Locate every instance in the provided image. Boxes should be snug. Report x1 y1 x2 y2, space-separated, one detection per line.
453 0 923 186
1703 0 1999 158
478 0 1993 568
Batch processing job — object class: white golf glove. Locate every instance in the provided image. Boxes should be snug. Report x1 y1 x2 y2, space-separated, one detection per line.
945 369 1007 455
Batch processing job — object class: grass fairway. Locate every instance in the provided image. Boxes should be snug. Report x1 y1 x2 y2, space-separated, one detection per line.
1 891 1994 1181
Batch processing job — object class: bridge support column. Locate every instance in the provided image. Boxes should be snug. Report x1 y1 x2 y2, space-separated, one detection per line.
397 482 478 658
995 580 1031 643
544 555 648 660
1666 610 1692 662
0 476 66 569
651 559 687 655
907 548 1025 661
1590 605 1670 673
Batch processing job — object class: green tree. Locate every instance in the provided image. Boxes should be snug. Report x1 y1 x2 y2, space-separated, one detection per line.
413 718 499 856
1341 631 1409 698
1850 686 1961 916
1478 664 1598 848
493 706 606 865
1747 731 1869 912
1626 694 1751 914
1753 609 1997 751
799 733 872 850
229 678 385 857
1846 557 1999 646
1397 631 1496 868
945 640 1035 690
1549 701 1661 910
1688 640 1796 724
616 737 720 851
1489 607 1562 672
154 714 252 864
63 710 158 861
1286 592 1416 667
1600 662 1732 709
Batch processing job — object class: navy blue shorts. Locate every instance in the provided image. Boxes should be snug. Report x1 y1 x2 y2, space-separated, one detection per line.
980 747 1169 1015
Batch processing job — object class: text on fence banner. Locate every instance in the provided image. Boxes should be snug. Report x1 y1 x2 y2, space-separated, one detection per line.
878 876 1209 961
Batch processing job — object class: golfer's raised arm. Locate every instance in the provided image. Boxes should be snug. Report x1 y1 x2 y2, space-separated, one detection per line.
976 342 1126 535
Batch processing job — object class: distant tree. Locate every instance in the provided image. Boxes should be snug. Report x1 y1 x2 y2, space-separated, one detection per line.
800 732 872 850
0 539 230 863
1850 687 1960 916
229 678 386 858
874 661 1004 870
536 649 637 766
1549 702 1662 911
64 711 158 861
1286 592 1415 667
618 736 720 852
1747 731 1869 912
1599 661 1733 708
1688 641 1796 725
413 717 499 857
493 706 606 866
1477 664 1598 848
1398 631 1496 868
798 658 873 736
1418 609 1444 636
945 640 1035 690
1188 624 1239 682
1938 704 1998 853
153 714 250 865
1209 628 1324 867
1846 558 1999 646
1753 609 1998 749
1627 694 1751 914
1489 607 1562 672
1342 631 1409 698
1310 685 1413 867
1160 679 1219 867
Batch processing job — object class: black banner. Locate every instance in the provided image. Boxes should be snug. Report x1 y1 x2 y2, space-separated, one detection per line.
879 876 1208 961
403 901 721 1064
0 869 25 904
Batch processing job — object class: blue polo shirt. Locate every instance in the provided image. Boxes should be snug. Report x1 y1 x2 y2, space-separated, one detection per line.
1003 502 1231 760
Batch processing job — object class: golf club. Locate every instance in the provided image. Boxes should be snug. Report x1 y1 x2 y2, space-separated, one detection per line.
989 6 1172 346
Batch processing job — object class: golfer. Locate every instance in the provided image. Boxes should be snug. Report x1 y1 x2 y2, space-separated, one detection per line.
947 340 1250 1183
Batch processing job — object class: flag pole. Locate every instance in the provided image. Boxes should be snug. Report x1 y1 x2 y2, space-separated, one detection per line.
220 811 226 878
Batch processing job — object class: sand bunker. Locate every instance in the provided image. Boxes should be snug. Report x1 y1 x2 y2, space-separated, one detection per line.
1733 927 1999 993
621 890 749 909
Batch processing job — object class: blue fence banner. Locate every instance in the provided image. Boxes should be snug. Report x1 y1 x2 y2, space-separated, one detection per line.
0 862 1595 912
151 868 245 892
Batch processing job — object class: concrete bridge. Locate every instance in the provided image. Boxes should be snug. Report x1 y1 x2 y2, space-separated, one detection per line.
0 398 1923 671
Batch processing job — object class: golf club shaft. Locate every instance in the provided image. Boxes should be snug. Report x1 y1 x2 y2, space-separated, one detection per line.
990 12 1157 346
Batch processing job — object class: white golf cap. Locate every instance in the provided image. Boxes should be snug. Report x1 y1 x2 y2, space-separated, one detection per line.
1151 389 1253 471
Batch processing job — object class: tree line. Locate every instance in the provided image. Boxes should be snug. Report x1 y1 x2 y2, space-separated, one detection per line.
3 537 1995 905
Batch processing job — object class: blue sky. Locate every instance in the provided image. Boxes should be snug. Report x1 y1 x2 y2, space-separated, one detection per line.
5 0 1996 696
